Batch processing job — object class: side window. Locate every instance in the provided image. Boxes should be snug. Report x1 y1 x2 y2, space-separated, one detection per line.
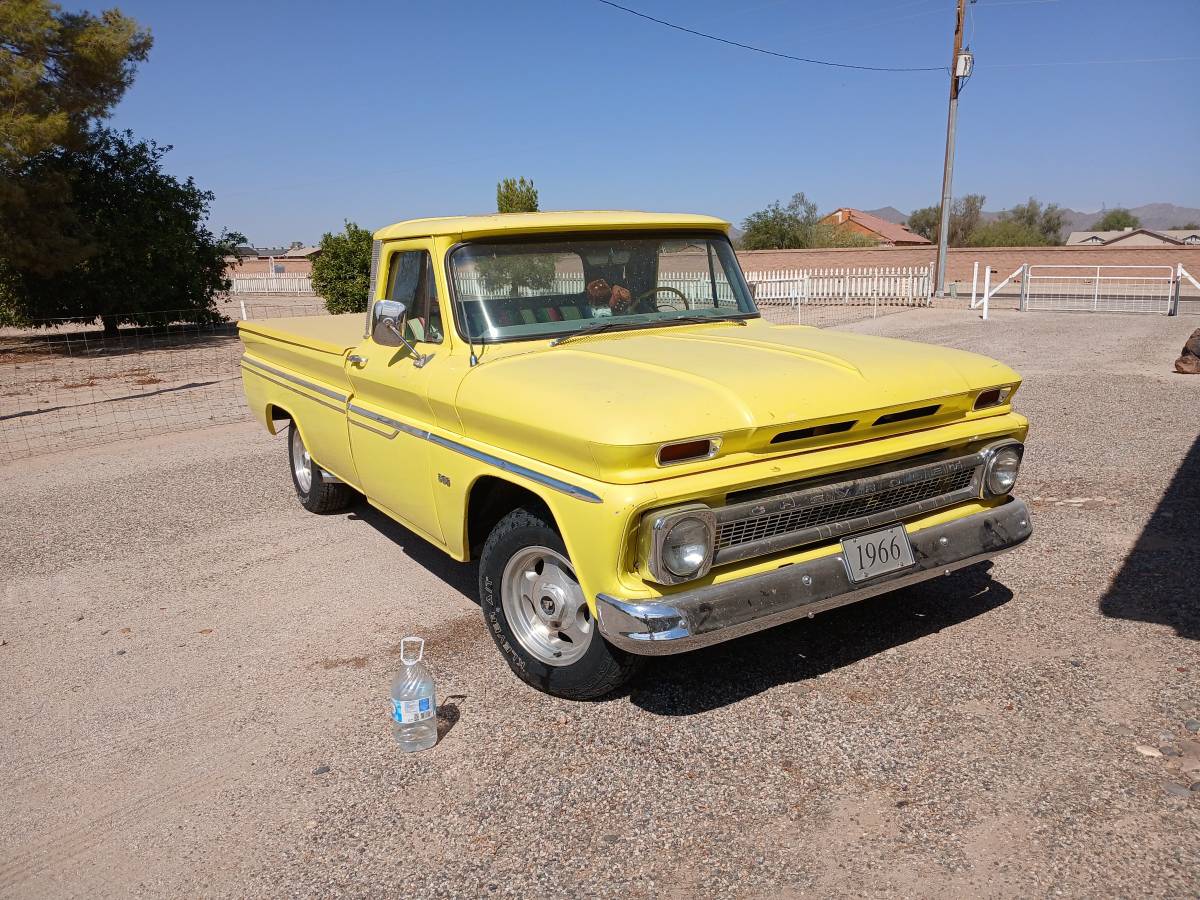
383 250 443 345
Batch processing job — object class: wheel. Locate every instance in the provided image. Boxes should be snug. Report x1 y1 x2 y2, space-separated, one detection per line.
288 422 354 514
478 507 642 699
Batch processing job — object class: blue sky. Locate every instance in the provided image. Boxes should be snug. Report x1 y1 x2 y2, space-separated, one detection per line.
82 0 1200 245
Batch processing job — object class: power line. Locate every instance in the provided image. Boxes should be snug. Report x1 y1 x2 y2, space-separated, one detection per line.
591 0 947 73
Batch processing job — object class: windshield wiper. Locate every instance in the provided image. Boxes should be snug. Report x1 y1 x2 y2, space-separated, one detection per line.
549 315 746 347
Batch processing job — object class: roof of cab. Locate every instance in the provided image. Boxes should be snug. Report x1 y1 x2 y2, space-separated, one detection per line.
372 210 730 242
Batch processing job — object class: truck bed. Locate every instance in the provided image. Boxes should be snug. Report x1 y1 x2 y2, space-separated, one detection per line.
238 312 364 356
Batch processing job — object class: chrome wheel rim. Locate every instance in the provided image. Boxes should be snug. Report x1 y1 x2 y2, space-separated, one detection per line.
290 427 313 493
501 546 593 667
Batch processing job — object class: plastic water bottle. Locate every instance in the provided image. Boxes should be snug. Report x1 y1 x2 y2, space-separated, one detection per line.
390 636 438 752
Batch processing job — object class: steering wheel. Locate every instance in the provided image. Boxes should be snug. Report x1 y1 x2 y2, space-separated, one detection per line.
635 285 689 312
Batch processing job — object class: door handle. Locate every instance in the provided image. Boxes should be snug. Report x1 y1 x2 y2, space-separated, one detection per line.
347 354 368 367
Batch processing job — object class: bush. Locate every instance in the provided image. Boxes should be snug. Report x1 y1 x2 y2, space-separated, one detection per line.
312 222 373 315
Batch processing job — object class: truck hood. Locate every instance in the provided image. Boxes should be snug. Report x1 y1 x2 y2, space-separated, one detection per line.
454 320 1021 483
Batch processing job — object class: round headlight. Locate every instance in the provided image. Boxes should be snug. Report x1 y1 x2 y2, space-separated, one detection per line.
662 516 712 577
985 445 1022 496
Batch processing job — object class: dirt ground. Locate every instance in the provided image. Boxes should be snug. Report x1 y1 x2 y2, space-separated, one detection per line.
1 309 1198 898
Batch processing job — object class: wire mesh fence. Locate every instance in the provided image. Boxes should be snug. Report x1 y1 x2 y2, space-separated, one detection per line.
0 297 326 463
2 290 934 463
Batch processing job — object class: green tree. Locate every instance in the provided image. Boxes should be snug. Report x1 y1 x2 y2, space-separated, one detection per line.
906 194 986 246
906 205 941 242
311 222 373 315
0 129 242 333
479 177 552 294
1170 222 1200 230
1092 208 1140 232
0 1 152 275
739 193 873 250
966 220 1049 247
496 176 539 213
1001 197 1065 245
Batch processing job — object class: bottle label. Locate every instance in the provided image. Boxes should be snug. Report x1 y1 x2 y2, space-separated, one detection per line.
392 695 434 724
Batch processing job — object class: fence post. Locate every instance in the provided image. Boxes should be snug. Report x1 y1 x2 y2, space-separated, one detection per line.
240 298 248 320
970 261 979 308
1019 263 1029 312
1093 265 1100 311
1171 263 1181 316
982 264 992 320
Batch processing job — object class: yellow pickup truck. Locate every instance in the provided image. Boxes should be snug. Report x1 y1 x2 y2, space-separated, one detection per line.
239 211 1030 699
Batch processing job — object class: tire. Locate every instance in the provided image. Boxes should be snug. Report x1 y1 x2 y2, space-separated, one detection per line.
478 507 642 700
288 421 354 514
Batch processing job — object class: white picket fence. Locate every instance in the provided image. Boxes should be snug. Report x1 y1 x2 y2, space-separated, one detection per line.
454 265 933 309
227 273 314 294
744 265 934 307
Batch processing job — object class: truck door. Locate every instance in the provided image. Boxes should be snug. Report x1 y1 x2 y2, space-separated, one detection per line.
345 243 446 543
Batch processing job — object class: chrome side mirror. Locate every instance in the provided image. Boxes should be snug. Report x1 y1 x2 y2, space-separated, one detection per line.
371 299 407 346
369 299 433 368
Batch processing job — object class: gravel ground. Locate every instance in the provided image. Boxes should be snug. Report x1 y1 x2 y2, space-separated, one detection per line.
1 309 1198 898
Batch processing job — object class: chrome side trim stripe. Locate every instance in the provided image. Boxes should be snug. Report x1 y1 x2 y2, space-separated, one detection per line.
240 362 345 414
348 403 428 440
426 433 603 504
347 403 602 504
241 356 348 403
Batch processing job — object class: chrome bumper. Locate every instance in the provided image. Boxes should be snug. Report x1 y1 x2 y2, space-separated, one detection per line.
596 498 1031 656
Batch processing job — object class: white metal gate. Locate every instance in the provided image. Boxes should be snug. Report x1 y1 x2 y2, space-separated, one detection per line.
1023 265 1175 314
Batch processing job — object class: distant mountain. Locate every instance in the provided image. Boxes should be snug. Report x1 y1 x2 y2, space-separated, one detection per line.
868 202 1200 234
863 206 909 225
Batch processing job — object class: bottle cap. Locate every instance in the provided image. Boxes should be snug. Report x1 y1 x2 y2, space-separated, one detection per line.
400 636 424 666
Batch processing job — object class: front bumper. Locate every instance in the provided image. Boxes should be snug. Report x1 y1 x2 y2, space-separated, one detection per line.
596 498 1031 655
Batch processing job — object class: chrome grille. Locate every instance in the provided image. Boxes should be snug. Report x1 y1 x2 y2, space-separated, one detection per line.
712 451 984 565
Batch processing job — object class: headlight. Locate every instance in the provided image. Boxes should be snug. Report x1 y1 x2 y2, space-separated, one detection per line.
642 504 716 584
662 516 712 577
983 442 1023 496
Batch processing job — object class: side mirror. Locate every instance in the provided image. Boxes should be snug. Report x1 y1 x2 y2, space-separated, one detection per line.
368 299 433 368
371 299 407 346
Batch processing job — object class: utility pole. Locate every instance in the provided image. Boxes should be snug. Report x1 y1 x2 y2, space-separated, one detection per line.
934 0 969 298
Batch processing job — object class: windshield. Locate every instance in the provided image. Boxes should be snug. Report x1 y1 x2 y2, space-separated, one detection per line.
448 233 758 343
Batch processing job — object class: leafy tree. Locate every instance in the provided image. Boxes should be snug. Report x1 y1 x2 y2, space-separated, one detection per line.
311 222 373 315
1001 197 1065 245
1170 222 1200 230
496 176 539 213
480 177 552 294
0 1 152 275
907 205 941 242
739 193 873 250
906 194 986 247
966 220 1049 247
1092 208 1140 232
0 129 242 333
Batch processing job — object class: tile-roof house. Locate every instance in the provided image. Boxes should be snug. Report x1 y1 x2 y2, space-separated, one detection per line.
1066 228 1200 247
819 208 932 246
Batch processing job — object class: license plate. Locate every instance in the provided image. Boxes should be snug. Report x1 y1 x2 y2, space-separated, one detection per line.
841 524 915 583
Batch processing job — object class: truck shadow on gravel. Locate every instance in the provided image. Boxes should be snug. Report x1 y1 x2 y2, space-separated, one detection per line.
629 563 1013 716
1100 431 1200 641
344 503 479 600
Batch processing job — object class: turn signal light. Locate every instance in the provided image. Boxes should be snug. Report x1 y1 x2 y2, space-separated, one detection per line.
974 386 1014 410
657 438 718 466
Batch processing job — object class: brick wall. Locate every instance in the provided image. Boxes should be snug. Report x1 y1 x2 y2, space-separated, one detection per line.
226 258 313 276
736 245 1200 291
